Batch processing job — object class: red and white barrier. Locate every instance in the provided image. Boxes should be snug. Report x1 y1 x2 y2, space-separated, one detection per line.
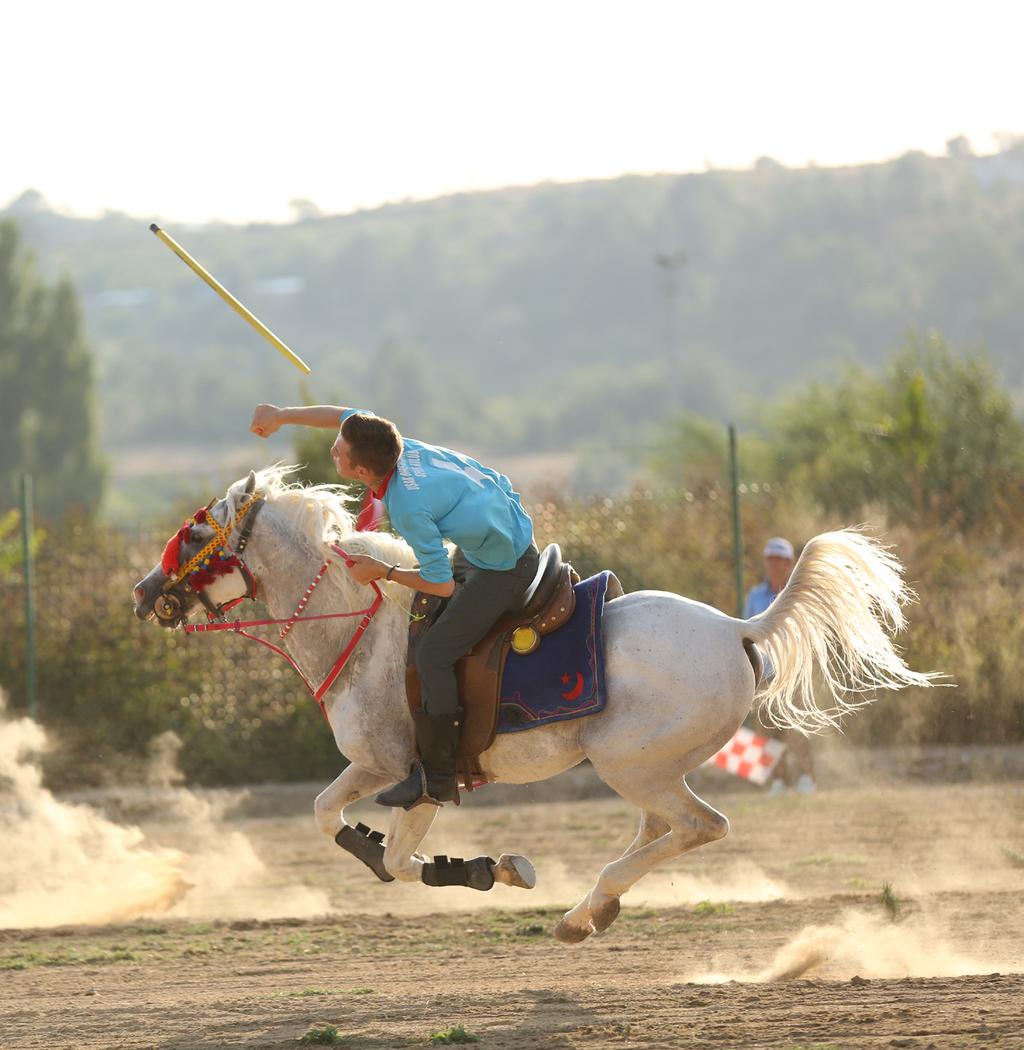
708 726 786 785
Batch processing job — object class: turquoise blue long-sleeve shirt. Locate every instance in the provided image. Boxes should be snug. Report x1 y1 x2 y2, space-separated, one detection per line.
340 410 534 583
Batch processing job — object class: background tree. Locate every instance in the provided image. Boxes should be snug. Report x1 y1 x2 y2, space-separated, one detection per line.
0 221 105 518
766 334 1024 535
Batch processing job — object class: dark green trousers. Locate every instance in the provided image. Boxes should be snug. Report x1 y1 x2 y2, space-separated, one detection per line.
416 543 539 717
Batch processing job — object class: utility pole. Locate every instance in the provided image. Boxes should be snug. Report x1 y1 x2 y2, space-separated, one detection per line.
728 425 744 618
654 250 686 411
21 473 38 718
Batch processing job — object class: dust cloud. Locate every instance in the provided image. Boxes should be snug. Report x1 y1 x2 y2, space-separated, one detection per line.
519 857 789 910
634 860 790 906
687 908 1015 984
0 701 328 929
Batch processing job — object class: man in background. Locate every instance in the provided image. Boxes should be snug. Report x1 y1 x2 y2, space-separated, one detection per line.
744 536 816 795
744 536 796 618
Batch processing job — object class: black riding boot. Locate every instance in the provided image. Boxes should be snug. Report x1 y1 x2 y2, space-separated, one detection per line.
375 708 461 808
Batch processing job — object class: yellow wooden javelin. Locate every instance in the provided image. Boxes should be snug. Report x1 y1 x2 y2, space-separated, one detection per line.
149 223 311 374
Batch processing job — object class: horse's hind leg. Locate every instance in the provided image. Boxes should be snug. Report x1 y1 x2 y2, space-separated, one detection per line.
554 778 727 943
563 808 668 923
622 810 671 857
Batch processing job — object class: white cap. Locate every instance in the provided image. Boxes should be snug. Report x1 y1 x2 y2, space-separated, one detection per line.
763 537 795 560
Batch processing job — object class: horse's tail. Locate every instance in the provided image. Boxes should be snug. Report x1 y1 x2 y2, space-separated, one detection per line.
741 529 941 734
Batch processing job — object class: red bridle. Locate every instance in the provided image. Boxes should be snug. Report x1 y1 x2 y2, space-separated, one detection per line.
182 542 384 725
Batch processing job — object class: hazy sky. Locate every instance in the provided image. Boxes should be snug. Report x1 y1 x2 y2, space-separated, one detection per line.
3 0 1021 224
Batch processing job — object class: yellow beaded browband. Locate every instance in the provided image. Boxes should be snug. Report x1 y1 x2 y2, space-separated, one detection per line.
162 494 261 590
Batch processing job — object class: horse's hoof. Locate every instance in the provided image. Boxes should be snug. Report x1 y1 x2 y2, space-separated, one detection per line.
493 854 536 890
553 917 593 943
591 895 621 932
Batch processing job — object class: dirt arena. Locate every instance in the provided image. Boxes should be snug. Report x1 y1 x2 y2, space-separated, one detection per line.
1 758 1023 1049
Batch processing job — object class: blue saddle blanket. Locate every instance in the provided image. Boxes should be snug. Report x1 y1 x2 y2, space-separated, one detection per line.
496 571 611 734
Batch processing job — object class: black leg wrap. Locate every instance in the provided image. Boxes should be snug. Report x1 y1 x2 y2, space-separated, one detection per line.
334 822 395 883
421 854 495 891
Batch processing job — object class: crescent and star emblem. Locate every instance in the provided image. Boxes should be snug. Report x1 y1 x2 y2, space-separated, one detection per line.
560 671 585 701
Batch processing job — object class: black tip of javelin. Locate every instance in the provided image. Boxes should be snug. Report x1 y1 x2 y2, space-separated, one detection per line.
149 223 161 233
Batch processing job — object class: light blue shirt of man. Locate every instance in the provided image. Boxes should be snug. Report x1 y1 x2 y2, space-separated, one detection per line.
341 409 534 584
743 579 781 618
744 536 795 618
744 537 795 685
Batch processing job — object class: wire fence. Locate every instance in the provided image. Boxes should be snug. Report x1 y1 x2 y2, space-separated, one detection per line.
2 481 1021 786
530 482 790 614
0 483 789 781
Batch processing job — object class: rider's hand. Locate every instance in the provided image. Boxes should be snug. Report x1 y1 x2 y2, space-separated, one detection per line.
344 555 387 585
250 404 282 438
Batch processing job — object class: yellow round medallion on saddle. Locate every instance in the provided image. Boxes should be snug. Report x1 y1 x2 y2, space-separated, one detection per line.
510 625 540 655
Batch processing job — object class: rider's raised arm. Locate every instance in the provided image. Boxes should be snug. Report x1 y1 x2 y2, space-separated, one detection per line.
250 404 350 437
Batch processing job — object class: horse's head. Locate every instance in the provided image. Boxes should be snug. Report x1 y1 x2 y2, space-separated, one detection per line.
133 471 262 629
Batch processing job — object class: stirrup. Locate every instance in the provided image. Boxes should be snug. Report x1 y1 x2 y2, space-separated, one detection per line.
375 759 456 809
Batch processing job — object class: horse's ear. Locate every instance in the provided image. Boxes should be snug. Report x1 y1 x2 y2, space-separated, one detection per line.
244 470 256 496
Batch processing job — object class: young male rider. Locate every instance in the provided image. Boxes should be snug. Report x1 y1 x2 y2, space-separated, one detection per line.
250 403 539 808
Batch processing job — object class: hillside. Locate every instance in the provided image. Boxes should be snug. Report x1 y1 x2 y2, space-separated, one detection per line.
7 143 1024 478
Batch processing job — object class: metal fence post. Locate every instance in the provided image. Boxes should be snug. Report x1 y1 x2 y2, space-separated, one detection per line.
21 473 38 718
728 425 744 617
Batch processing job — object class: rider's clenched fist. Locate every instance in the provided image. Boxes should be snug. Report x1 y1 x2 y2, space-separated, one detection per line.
250 403 282 438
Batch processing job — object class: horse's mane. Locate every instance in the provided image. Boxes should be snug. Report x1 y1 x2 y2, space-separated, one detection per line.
226 464 416 612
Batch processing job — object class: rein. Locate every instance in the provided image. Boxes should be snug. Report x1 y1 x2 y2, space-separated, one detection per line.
183 543 383 721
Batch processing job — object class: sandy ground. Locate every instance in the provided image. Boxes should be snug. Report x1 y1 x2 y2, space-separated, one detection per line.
2 777 1023 1049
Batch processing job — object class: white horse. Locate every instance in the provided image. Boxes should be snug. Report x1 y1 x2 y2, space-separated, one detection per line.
133 466 937 941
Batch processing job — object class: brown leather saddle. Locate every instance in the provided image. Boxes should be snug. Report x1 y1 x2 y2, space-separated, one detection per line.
405 544 623 789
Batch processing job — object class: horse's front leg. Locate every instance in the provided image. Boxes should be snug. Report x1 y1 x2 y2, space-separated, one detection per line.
314 763 392 837
316 763 409 884
384 805 537 891
382 805 438 882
